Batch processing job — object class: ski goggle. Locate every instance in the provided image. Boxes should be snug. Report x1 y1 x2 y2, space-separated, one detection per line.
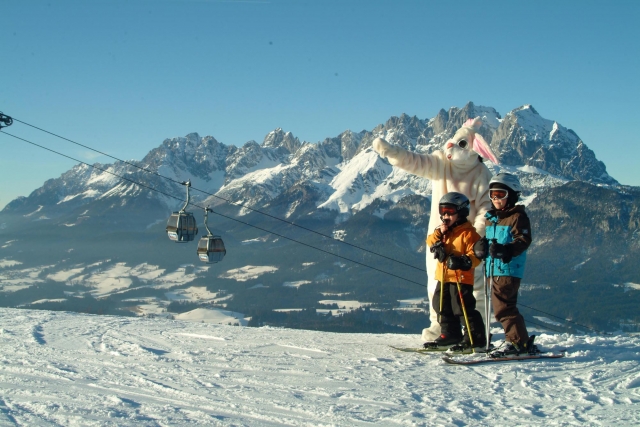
439 205 458 216
489 189 509 200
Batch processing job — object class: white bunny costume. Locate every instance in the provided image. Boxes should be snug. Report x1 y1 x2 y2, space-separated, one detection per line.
373 117 497 341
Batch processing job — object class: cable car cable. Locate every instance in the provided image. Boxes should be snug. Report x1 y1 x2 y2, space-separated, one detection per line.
518 302 606 335
0 129 427 288
521 316 565 334
10 116 426 273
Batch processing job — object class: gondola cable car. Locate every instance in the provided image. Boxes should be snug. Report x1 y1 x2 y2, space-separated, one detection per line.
197 205 226 263
166 180 198 242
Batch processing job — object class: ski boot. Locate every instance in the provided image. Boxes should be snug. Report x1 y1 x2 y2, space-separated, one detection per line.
448 331 488 353
423 333 461 350
490 335 539 358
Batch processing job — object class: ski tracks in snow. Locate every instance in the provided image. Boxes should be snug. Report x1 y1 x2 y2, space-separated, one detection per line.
0 309 639 426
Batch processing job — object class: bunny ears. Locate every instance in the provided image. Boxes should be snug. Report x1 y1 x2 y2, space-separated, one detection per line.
462 117 499 164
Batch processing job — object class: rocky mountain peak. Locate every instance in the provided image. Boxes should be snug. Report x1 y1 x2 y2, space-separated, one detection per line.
339 130 366 162
492 105 617 185
368 114 428 151
421 102 501 148
161 132 202 150
143 133 231 180
451 102 501 128
316 130 366 163
383 114 425 135
261 128 301 154
429 109 450 135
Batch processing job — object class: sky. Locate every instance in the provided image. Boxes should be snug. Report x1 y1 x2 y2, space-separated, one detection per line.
2 0 640 209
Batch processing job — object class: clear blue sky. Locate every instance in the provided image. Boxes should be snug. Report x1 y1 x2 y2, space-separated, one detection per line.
2 0 639 209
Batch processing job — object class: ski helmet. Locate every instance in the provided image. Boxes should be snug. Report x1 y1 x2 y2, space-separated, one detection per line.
489 173 522 193
439 192 470 220
489 172 521 206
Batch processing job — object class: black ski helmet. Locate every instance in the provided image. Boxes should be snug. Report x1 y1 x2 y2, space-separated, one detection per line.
439 192 470 220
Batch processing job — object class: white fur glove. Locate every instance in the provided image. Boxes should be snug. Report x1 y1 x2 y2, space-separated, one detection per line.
372 137 400 159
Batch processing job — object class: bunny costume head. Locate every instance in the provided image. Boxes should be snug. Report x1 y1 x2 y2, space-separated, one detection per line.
444 118 498 166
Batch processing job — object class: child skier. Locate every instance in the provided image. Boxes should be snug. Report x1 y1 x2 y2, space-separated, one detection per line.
482 173 534 355
425 192 487 351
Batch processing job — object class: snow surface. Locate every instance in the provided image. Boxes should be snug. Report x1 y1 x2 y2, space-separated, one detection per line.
164 286 225 303
0 259 22 269
396 297 427 312
173 308 248 326
319 150 386 213
46 267 86 282
23 205 43 217
0 240 17 249
1 308 638 426
318 300 372 310
625 282 640 291
317 149 430 216
283 280 312 289
218 265 278 282
0 265 57 291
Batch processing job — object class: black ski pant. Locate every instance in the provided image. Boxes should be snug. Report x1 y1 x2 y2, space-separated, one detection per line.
491 276 529 345
432 281 485 342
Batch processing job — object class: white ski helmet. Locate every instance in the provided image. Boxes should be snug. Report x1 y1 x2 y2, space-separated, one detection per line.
489 173 522 194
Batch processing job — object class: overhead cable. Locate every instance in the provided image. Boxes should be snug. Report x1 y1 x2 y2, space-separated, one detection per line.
518 302 608 335
11 117 426 273
0 129 427 289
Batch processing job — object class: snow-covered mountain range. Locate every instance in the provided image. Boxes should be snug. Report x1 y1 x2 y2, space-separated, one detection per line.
2 102 617 223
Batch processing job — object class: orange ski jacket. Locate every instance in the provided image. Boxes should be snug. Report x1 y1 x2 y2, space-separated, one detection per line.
426 220 481 285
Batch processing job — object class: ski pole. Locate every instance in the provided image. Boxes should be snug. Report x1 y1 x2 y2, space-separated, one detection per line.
483 260 491 353
437 234 447 324
439 262 445 323
487 237 498 353
455 270 474 353
482 261 493 353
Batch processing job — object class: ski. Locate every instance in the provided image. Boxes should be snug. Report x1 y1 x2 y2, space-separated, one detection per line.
442 352 565 366
390 345 491 355
389 345 450 353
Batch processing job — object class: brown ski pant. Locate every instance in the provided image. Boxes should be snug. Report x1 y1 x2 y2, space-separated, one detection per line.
491 276 529 345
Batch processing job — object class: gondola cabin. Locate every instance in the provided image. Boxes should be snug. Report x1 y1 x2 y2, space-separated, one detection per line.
166 212 198 242
197 235 226 263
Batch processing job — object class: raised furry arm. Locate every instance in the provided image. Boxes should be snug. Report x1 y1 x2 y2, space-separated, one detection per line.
372 137 443 180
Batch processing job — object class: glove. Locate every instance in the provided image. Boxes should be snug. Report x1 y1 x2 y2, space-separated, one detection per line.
489 242 513 263
372 137 400 159
473 237 488 260
430 241 446 263
446 255 472 271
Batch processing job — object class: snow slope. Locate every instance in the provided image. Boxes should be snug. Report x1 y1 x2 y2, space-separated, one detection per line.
0 308 639 426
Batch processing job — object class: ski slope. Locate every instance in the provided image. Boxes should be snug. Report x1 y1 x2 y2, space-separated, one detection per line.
0 308 639 426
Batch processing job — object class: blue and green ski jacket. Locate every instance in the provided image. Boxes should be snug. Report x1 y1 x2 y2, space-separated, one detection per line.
484 205 532 278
